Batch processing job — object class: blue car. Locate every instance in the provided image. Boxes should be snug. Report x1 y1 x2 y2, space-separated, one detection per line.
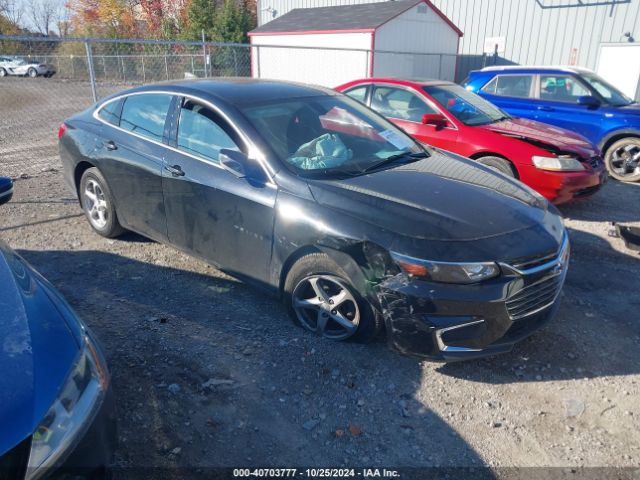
464 66 640 182
0 177 115 479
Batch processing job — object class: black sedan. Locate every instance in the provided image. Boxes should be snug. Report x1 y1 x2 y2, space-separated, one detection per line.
0 177 116 479
59 79 569 361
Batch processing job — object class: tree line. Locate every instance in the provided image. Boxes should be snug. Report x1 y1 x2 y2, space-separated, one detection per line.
0 0 256 43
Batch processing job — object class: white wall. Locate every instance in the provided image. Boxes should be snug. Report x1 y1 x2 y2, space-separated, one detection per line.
597 43 640 100
251 32 372 87
374 3 459 80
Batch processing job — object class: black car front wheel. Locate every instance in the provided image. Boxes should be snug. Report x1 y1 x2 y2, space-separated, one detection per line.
284 252 382 343
79 168 125 238
605 137 640 182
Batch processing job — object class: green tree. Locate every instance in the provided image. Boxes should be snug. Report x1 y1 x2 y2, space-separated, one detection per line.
182 0 216 41
212 0 254 43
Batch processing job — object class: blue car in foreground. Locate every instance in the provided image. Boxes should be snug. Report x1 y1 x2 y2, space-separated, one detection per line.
465 66 640 182
0 177 115 479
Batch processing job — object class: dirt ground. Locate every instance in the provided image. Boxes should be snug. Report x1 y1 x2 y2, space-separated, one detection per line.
1 78 639 479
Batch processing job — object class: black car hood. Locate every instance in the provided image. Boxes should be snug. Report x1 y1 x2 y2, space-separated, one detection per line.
308 151 549 243
0 242 80 456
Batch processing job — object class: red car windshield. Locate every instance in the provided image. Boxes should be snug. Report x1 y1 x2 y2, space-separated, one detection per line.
424 84 509 126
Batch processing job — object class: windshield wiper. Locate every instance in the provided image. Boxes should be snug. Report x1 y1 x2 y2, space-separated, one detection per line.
361 151 429 173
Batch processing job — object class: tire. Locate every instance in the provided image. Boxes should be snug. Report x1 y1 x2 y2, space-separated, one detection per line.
28 68 37 78
475 155 517 177
79 168 125 238
0 68 6 77
604 137 640 182
284 252 383 343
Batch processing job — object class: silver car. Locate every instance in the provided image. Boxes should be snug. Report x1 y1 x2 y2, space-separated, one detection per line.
0 56 56 78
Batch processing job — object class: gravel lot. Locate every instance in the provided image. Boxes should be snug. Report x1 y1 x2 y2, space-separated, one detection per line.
1 78 640 479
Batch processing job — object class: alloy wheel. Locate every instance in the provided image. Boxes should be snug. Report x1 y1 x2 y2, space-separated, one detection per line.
610 142 640 178
0 69 6 77
291 274 360 340
84 178 109 229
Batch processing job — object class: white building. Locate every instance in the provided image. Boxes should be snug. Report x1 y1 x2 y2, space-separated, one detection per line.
249 0 462 87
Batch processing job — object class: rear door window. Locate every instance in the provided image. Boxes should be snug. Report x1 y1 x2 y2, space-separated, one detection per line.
482 74 534 98
176 99 241 163
120 93 172 142
371 86 436 122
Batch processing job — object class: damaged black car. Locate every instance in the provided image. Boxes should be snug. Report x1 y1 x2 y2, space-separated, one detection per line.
59 79 569 361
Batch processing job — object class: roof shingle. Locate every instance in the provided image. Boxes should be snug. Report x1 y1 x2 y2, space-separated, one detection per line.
250 0 427 35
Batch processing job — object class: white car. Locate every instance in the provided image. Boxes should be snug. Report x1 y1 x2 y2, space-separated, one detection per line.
0 56 56 78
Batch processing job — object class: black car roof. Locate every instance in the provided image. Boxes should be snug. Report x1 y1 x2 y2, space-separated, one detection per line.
117 78 337 107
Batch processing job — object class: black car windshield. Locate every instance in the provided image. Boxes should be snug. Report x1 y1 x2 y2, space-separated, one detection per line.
240 95 428 177
580 72 634 106
423 84 509 126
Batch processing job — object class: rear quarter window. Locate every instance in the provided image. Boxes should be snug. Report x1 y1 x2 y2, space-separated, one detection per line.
96 100 122 125
120 93 172 142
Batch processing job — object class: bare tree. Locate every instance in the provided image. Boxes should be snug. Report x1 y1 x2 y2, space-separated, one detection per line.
1 0 25 27
28 0 57 35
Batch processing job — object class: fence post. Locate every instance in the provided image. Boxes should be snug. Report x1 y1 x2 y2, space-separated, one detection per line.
201 30 207 78
84 40 98 102
141 55 146 83
164 55 169 80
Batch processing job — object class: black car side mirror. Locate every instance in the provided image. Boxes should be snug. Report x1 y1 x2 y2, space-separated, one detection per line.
577 95 601 109
220 149 248 178
220 149 270 185
0 177 14 206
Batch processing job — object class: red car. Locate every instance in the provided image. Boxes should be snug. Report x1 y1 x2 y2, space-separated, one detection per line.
336 78 606 204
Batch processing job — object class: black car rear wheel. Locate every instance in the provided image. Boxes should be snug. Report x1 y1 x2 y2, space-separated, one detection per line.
284 252 382 343
79 168 125 238
605 137 640 182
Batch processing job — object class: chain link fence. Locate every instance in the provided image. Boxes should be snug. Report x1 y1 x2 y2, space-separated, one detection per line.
0 35 463 178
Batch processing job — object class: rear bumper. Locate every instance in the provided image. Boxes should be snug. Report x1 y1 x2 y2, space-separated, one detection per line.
377 239 569 361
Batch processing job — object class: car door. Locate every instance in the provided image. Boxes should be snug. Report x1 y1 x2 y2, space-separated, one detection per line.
532 73 603 141
162 96 277 284
94 92 171 242
479 73 537 119
368 84 459 150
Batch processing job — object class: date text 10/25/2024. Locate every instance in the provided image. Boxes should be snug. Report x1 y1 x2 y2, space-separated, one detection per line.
233 469 401 478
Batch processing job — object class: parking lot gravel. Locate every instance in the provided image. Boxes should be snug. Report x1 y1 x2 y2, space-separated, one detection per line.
1 78 639 478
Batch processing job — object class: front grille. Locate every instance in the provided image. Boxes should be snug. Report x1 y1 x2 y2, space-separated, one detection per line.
510 251 558 271
0 436 31 480
506 273 564 320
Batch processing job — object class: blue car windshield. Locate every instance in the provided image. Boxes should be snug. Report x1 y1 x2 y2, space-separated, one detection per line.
424 84 509 126
580 72 633 106
240 95 428 177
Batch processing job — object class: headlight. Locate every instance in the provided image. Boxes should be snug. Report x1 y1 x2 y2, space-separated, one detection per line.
391 252 500 284
25 333 109 480
532 155 585 171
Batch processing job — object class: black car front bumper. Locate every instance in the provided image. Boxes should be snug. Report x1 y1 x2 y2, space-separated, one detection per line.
378 239 569 361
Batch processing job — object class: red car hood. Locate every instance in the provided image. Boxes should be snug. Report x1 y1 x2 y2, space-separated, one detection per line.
479 117 599 158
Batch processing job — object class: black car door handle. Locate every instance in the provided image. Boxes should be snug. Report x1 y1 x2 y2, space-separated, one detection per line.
104 140 117 150
537 106 555 112
165 164 185 177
